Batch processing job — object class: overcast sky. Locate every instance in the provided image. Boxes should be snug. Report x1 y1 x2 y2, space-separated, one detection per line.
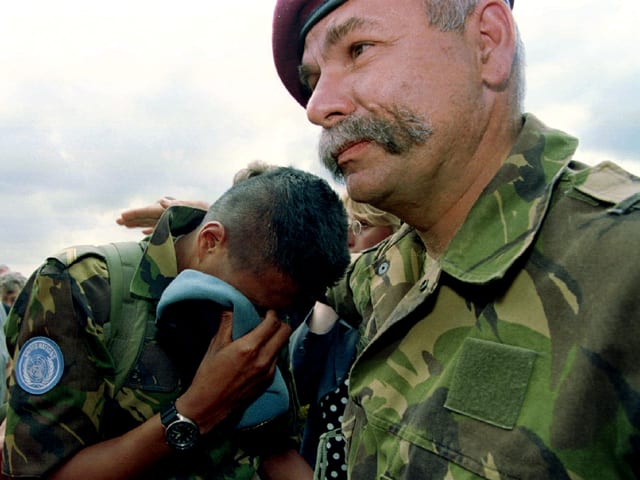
1 0 639 276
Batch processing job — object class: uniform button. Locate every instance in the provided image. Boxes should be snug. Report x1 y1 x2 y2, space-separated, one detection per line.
376 261 390 276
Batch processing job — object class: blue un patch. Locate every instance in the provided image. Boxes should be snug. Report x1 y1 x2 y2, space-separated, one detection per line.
16 336 64 395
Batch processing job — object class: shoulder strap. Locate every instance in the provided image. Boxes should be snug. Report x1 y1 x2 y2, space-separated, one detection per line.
99 241 146 393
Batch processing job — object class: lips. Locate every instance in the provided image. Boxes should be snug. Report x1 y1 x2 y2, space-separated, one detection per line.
334 139 371 165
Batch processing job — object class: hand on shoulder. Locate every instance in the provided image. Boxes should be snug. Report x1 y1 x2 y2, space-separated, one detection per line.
116 197 210 234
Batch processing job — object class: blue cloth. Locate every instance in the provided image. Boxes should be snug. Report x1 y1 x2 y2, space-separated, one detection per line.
290 316 358 467
156 269 290 429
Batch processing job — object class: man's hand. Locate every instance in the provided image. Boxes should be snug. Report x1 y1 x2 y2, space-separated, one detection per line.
45 310 291 480
116 197 209 234
177 310 292 433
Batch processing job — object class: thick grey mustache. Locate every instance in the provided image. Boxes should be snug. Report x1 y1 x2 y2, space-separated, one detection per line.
318 109 432 179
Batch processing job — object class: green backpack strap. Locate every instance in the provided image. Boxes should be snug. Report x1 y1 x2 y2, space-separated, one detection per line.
99 241 147 393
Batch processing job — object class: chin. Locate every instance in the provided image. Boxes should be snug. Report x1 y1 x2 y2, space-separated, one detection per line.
347 176 382 205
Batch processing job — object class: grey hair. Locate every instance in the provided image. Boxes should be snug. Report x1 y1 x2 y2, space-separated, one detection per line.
423 0 525 112
0 271 26 295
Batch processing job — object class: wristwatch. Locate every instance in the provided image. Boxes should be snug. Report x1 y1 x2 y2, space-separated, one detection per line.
160 402 200 452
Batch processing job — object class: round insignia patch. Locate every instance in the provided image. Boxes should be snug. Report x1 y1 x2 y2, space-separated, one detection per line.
16 336 64 395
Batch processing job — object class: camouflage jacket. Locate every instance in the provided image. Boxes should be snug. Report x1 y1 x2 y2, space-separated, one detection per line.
2 206 281 479
327 114 640 479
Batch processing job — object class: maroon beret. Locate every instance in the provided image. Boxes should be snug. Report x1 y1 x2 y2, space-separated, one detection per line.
272 0 346 107
272 0 515 108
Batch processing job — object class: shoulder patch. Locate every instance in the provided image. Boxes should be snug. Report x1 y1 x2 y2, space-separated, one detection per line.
571 161 640 205
16 337 64 395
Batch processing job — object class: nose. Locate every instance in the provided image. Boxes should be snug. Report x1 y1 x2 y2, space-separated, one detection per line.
306 71 355 128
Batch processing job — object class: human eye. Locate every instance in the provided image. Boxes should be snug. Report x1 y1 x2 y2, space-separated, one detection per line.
298 65 319 93
350 42 372 60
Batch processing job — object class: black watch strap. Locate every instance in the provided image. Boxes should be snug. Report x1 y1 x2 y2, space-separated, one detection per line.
160 401 200 452
160 402 180 427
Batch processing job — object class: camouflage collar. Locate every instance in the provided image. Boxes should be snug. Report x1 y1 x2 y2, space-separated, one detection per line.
130 206 207 300
440 114 579 283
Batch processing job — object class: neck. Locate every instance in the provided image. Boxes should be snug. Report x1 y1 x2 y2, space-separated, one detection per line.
405 114 522 258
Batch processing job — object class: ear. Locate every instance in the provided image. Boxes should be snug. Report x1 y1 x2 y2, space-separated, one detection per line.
475 0 516 90
196 221 226 261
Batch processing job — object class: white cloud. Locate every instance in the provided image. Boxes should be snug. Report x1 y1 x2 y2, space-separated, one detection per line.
1 0 639 276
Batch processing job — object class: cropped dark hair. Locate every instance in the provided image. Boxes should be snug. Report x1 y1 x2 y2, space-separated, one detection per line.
204 167 350 298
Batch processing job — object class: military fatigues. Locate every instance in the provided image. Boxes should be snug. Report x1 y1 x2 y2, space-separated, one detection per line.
327 114 640 479
2 206 288 479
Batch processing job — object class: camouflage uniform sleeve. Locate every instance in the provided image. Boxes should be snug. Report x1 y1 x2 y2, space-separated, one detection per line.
3 256 113 478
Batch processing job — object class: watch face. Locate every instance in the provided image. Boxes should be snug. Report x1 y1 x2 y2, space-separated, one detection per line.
166 420 199 451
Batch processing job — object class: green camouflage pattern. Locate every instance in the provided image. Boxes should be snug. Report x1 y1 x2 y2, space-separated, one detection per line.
2 206 289 479
327 114 640 479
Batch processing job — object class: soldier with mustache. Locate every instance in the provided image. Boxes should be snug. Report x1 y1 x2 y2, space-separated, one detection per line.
273 0 640 478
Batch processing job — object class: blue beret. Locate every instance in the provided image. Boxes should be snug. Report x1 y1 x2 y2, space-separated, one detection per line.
272 0 514 107
156 269 290 429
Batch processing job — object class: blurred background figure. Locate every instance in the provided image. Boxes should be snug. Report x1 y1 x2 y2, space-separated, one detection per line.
0 266 8 326
343 194 401 254
0 270 25 419
0 271 26 315
232 160 279 184
0 268 23 428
